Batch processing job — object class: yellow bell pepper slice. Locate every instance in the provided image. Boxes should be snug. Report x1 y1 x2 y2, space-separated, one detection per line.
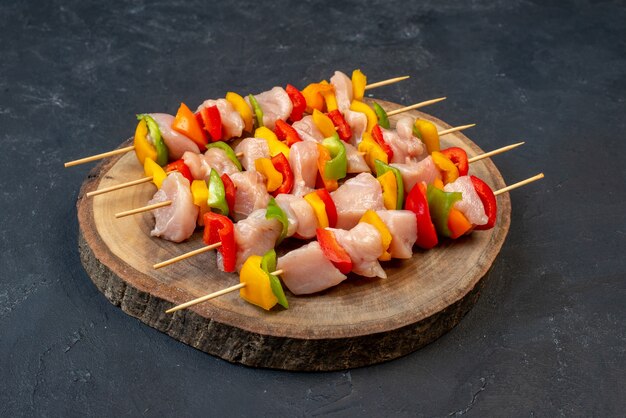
431 151 459 185
239 255 278 310
190 179 210 225
378 171 398 210
350 100 377 133
432 177 445 190
301 82 333 113
304 191 329 228
134 119 158 166
254 126 290 159
358 133 388 171
143 157 166 189
312 109 337 138
414 119 440 154
352 69 367 101
359 209 392 261
319 80 338 112
255 158 283 192
226 91 253 133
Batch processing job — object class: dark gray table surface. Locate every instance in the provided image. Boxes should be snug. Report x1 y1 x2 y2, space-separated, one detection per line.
1 0 624 416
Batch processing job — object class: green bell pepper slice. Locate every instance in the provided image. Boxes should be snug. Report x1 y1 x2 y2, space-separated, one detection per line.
322 134 347 181
248 94 264 130
137 114 169 166
372 102 390 129
265 197 288 243
207 169 229 216
206 141 242 171
426 184 462 238
260 249 288 309
374 159 405 210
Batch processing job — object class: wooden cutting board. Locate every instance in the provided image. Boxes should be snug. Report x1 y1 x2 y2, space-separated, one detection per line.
77 101 511 371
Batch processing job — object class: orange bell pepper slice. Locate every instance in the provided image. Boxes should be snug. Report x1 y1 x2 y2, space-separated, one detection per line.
172 102 208 150
447 207 473 239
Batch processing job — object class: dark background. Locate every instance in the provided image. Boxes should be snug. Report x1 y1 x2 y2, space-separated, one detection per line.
1 0 624 416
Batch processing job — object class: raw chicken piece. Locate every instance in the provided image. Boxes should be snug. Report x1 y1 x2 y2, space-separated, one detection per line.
444 176 488 226
277 241 347 295
391 156 441 193
275 194 317 239
376 210 418 259
182 151 206 180
330 71 353 111
343 109 368 146
181 148 239 181
289 141 319 197
345 143 369 173
229 171 270 221
148 173 198 243
292 115 324 143
150 113 200 160
232 209 283 272
331 223 386 278
196 98 245 139
245 87 293 130
382 120 425 164
331 173 384 230
203 147 239 176
234 137 270 172
274 195 298 238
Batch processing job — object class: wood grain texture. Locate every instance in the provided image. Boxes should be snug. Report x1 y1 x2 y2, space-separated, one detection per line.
77 102 511 371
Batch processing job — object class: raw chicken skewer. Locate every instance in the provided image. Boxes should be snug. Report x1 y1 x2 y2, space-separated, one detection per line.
113 140 521 220
163 172 544 314
86 97 448 198
64 74 410 168
153 163 538 275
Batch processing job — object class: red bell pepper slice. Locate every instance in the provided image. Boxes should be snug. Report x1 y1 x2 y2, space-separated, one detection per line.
274 119 302 147
164 159 194 184
441 147 469 177
316 228 353 274
202 212 237 272
405 182 438 249
220 173 236 216
200 105 223 142
315 188 337 228
326 110 352 142
372 124 393 161
270 153 294 196
470 176 497 230
285 84 306 122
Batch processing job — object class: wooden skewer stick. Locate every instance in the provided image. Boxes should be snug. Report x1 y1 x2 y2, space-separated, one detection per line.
164 269 284 314
115 200 171 218
467 142 525 163
364 76 410 90
64 146 135 168
494 173 544 196
386 97 446 116
87 176 154 197
438 124 476 136
153 242 222 269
